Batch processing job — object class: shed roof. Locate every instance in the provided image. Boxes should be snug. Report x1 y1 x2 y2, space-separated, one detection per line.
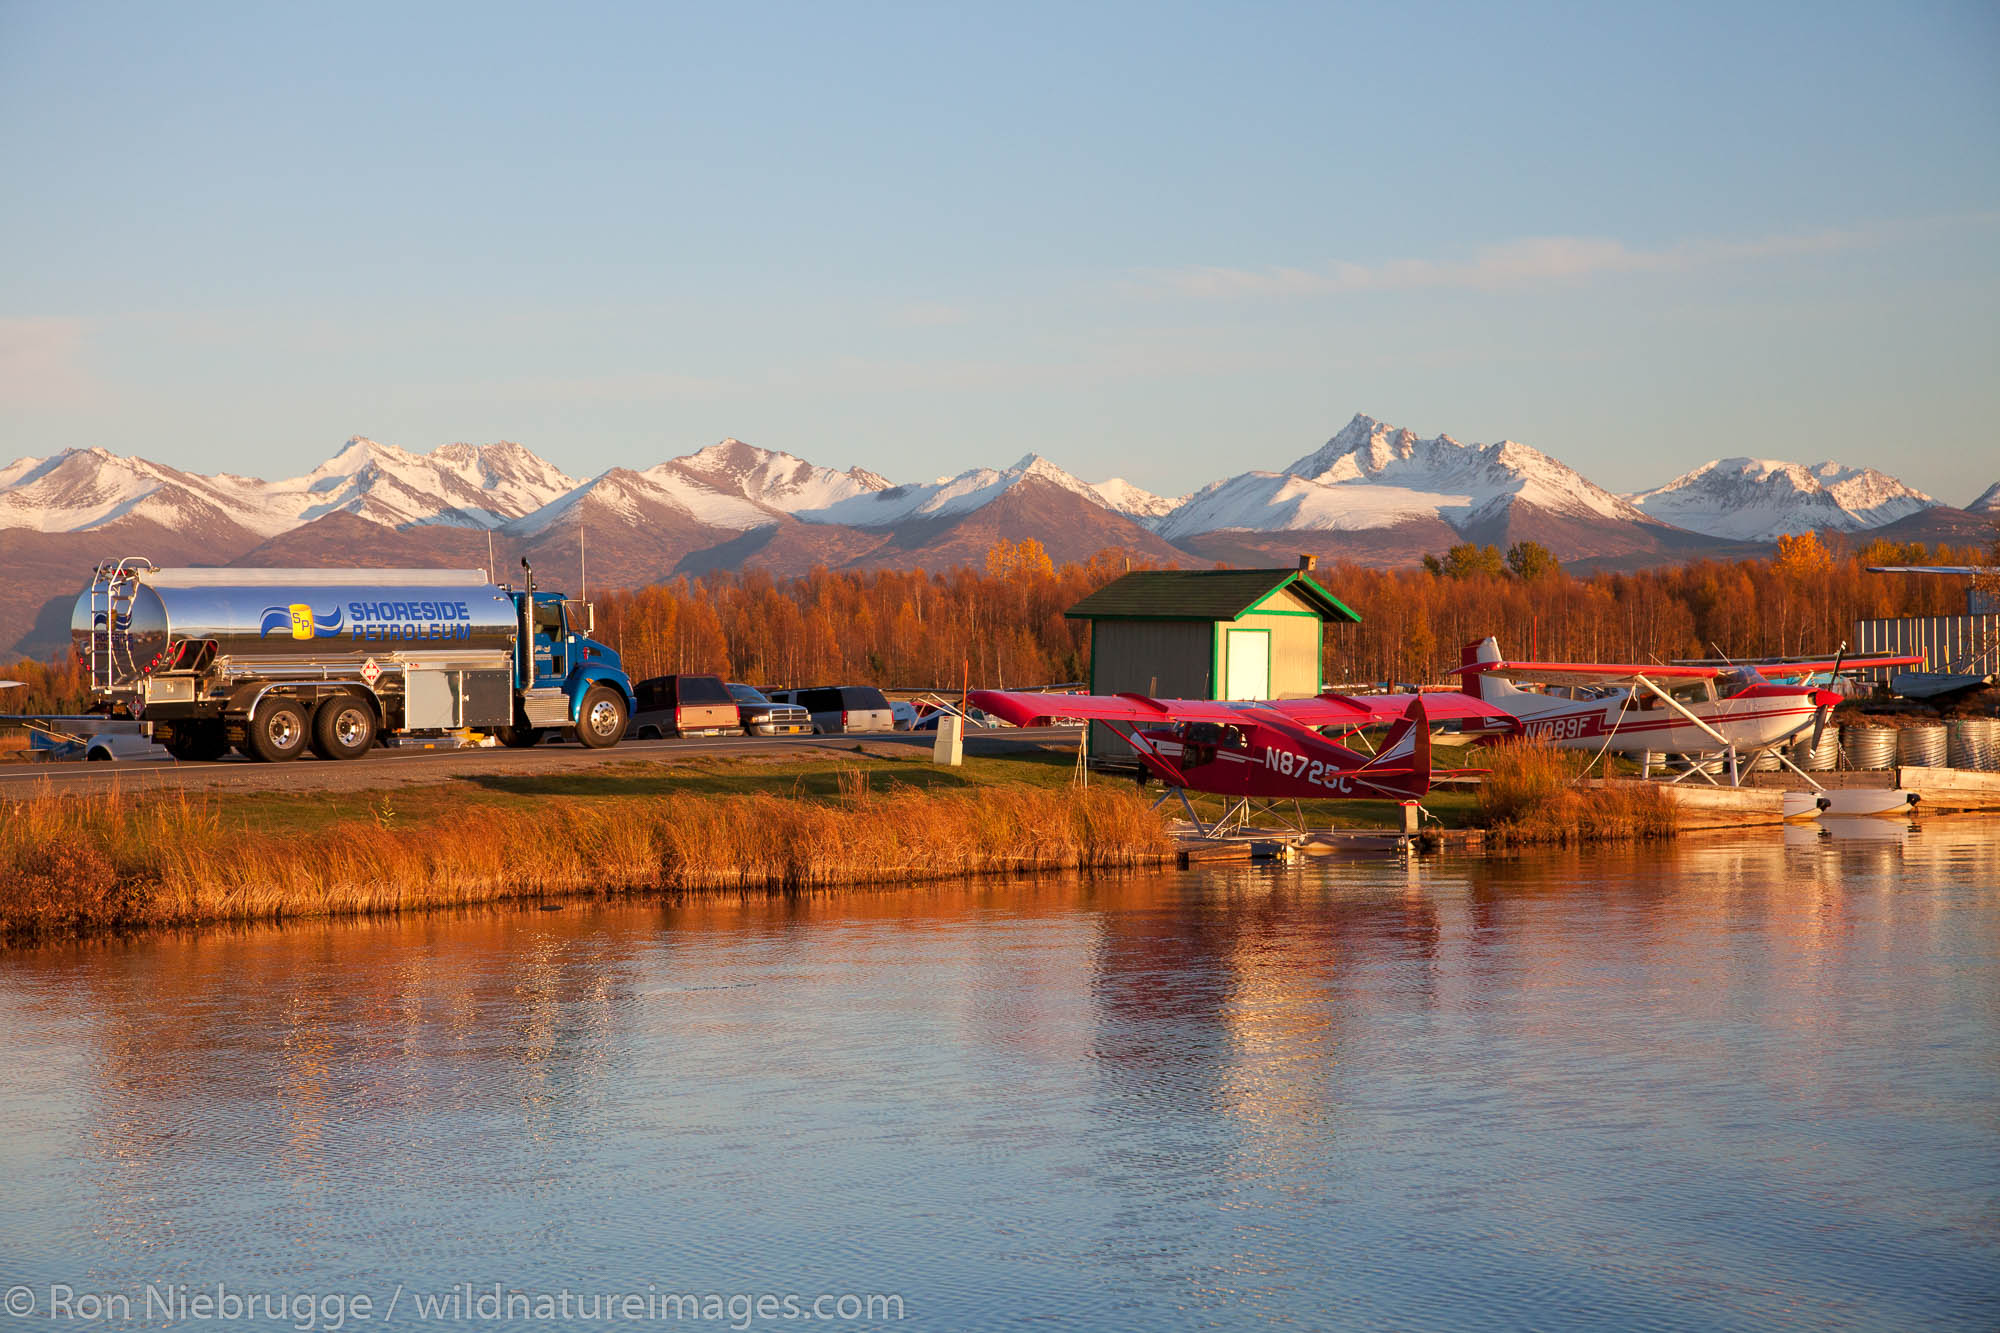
1065 569 1361 623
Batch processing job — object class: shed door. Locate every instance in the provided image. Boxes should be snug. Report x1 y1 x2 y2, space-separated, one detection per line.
1224 629 1270 701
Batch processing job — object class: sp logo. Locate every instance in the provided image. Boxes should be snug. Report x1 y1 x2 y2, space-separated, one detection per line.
289 603 316 640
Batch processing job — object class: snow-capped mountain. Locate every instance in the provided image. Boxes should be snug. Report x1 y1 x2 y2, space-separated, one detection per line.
1968 481 2000 515
260 437 581 531
0 448 279 536
1089 478 1183 523
508 464 772 538
0 438 581 537
1156 414 1647 541
1628 458 1938 542
796 454 1110 529
2 416 1981 660
669 438 890 514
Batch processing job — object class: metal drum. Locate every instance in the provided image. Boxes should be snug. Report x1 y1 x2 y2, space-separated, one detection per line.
1747 748 1781 773
1896 724 1948 768
1789 728 1840 771
1947 717 2000 771
1841 724 1898 770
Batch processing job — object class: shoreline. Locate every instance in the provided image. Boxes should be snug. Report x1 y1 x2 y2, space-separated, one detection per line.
0 752 1177 946
39 740 1980 948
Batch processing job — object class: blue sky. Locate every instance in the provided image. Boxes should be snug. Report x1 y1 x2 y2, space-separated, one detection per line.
2 1 1996 501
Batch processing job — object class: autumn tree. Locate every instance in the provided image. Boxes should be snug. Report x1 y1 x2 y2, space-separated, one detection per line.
1774 531 1833 580
1435 542 1506 580
1505 540 1560 581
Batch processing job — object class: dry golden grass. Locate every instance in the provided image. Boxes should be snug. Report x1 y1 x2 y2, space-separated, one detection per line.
0 773 1174 943
1475 742 1676 845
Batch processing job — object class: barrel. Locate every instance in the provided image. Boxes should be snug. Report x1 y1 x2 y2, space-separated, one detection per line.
1896 724 1947 768
1789 728 1840 772
1946 717 2000 771
1747 748 1781 773
1841 724 1898 770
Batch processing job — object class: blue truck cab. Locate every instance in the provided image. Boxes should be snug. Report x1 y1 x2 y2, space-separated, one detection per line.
501 564 636 749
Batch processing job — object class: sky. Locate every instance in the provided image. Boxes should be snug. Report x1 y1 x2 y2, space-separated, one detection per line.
2 1 1996 503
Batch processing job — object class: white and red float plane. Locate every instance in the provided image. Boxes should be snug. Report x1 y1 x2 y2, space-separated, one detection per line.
968 687 1512 834
1450 637 1921 784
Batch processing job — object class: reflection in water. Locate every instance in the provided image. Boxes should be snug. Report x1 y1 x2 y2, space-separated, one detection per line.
0 824 1995 1331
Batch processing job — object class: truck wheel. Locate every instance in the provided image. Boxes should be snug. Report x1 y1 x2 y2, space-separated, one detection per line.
576 685 627 749
496 724 544 748
245 698 310 763
311 697 377 761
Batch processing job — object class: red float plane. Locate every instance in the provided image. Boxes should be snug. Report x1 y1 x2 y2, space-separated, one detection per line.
968 686 1512 833
1451 637 1921 783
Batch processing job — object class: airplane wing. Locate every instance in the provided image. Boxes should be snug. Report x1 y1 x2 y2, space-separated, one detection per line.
1450 659 1720 687
1866 565 1999 575
968 689 1279 728
1752 654 1924 679
968 688 1513 730
1267 692 1514 726
0 681 21 691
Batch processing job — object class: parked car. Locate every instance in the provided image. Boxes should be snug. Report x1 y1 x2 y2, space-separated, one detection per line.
766 685 896 735
727 682 811 736
631 674 741 738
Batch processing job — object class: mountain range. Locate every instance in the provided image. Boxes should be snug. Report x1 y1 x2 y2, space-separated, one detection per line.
2 413 1992 658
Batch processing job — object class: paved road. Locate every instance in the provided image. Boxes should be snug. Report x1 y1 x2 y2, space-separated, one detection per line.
0 727 1082 796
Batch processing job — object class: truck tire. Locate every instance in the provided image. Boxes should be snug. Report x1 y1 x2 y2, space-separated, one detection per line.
245 698 310 763
496 724 544 748
311 696 377 761
575 685 628 749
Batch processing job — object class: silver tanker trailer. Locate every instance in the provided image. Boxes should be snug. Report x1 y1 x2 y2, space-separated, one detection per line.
72 558 637 762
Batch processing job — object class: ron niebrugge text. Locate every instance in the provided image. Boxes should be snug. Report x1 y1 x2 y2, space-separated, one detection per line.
8 1282 905 1329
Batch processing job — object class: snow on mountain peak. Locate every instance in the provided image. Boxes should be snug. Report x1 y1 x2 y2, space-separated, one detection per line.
1969 481 2000 514
1090 478 1183 522
0 455 45 489
671 437 889 515
1629 456 1937 540
0 420 1968 557
1152 412 1643 540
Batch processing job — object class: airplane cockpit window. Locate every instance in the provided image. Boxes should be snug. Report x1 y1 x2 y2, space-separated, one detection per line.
1176 722 1248 768
1715 667 1766 699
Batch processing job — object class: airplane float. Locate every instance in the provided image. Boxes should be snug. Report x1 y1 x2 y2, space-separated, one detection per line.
967 686 1513 834
1451 637 1922 786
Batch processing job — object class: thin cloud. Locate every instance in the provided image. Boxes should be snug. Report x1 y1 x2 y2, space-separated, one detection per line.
1153 226 1878 299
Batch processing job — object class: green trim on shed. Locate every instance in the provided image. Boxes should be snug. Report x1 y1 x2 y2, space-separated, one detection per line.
1065 569 1360 624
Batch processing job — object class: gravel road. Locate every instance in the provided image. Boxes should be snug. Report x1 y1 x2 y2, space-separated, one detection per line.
0 727 1081 797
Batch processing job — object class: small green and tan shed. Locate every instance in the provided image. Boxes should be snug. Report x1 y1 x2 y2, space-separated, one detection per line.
1068 564 1361 759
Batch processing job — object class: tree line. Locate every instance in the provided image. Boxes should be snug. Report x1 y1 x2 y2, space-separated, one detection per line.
4 531 1989 713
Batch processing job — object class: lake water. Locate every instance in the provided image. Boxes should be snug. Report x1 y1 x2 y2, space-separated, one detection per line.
1 822 1995 1332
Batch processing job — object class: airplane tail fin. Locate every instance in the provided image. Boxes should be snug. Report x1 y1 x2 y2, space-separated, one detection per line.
1360 696 1432 798
1460 637 1522 702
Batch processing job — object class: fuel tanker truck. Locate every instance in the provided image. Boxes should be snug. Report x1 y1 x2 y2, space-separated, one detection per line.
72 557 636 762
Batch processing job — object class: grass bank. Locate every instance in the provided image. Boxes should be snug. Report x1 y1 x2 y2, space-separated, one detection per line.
1475 742 1676 844
0 752 1173 944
